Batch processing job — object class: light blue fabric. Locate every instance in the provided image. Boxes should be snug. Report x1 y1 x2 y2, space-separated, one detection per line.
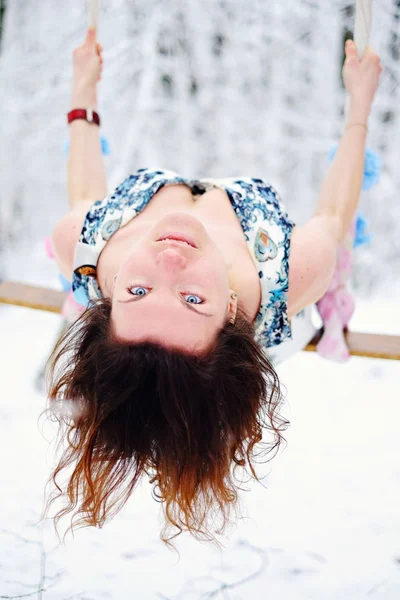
64 135 111 156
59 273 72 292
328 144 381 191
328 144 379 249
354 212 372 248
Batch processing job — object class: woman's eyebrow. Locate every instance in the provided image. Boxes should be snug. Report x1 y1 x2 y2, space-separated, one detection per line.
117 295 214 317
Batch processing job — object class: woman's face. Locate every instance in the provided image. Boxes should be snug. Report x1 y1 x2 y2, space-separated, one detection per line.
110 212 237 353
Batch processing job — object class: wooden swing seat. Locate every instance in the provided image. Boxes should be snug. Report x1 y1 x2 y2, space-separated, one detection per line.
1 280 399 360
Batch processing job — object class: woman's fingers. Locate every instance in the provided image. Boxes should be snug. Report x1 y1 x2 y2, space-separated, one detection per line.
345 40 383 75
345 39 359 62
342 37 383 105
96 43 103 68
362 47 383 74
72 29 103 87
85 28 97 47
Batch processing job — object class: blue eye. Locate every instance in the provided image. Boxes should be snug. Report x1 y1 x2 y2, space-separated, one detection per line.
183 294 203 305
128 286 148 296
127 287 204 304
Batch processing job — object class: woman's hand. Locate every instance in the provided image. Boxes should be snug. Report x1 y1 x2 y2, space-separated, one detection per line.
343 39 383 116
72 29 103 91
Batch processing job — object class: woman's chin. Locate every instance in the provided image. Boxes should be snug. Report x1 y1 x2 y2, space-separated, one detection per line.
155 212 205 231
152 212 209 247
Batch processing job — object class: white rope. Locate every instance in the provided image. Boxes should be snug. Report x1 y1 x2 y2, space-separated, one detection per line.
354 0 372 57
88 0 99 31
341 0 373 287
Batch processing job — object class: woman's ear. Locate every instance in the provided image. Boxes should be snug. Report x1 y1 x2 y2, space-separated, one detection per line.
112 274 117 297
228 290 238 324
107 274 118 299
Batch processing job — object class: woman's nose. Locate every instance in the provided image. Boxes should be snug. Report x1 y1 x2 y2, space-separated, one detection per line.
156 248 187 270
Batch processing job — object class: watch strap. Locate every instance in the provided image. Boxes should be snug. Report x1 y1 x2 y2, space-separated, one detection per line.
67 108 101 126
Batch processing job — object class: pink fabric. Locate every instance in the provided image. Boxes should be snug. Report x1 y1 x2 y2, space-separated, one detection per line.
61 290 86 321
44 236 54 259
315 218 357 363
44 238 85 323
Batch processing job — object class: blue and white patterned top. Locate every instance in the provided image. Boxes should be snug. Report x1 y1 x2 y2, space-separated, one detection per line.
72 167 300 350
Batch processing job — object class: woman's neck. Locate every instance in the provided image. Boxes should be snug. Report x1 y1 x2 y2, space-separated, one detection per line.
96 187 262 323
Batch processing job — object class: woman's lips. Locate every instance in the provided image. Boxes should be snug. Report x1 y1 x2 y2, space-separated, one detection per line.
156 232 197 248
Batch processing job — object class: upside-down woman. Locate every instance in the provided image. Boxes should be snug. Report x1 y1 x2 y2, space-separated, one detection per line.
43 29 382 549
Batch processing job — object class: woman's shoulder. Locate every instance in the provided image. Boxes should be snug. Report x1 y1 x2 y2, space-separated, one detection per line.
51 200 96 281
51 168 182 281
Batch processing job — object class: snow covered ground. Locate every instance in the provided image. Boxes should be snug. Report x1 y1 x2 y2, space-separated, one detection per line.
1 297 399 599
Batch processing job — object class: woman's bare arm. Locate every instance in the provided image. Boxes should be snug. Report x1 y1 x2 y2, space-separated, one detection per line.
313 100 369 242
286 41 383 317
287 216 339 319
68 30 108 209
287 100 371 318
287 101 372 319
313 42 383 240
68 88 108 208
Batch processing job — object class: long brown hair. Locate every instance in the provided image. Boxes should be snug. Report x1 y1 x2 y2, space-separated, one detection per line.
40 297 288 552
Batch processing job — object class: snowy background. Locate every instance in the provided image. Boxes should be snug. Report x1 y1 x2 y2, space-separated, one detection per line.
1 1 400 598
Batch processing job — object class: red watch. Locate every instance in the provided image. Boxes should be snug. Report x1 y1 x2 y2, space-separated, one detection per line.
67 108 101 126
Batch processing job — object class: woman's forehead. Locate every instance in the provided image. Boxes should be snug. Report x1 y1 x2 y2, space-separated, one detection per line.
113 310 219 352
